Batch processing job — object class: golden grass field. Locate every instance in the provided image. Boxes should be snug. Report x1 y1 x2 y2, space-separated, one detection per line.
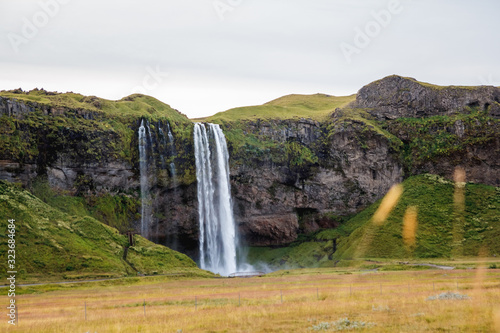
7 261 500 332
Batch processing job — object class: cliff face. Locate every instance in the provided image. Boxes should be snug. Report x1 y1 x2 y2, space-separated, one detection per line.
0 91 200 255
0 96 134 192
364 76 500 187
1 76 499 257
229 118 402 245
354 75 500 119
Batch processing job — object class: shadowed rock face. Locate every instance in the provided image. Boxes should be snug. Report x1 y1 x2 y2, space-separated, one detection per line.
354 75 500 120
0 75 498 253
230 119 403 246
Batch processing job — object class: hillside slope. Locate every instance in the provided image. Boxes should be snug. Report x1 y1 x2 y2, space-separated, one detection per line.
247 174 500 269
202 93 355 122
0 181 208 283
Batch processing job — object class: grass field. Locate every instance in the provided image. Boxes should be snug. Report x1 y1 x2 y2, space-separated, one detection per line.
7 261 500 332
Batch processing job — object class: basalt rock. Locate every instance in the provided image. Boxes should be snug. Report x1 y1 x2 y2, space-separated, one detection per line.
354 75 500 120
230 117 403 246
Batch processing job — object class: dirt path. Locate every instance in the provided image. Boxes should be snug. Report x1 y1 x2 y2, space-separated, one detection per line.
410 263 455 270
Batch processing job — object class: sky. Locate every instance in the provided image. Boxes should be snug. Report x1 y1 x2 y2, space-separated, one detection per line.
1 0 499 119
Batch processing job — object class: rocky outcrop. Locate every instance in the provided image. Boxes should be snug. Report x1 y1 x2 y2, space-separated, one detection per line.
243 118 321 145
0 96 132 193
354 75 500 120
0 95 99 119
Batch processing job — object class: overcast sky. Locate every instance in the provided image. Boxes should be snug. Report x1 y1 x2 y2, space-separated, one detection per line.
1 0 499 118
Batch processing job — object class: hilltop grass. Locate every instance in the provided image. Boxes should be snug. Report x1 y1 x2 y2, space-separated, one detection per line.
0 180 207 283
0 89 190 123
201 93 355 123
248 174 500 270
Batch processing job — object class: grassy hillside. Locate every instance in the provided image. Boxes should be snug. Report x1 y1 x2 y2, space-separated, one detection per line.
247 174 500 269
328 174 500 259
201 93 355 123
0 180 210 283
0 89 189 123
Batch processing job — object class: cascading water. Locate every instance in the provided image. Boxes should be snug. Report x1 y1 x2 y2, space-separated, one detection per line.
138 120 152 239
194 123 238 276
158 125 167 169
166 122 177 182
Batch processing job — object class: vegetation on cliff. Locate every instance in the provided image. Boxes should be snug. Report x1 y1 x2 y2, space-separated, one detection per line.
0 89 195 181
0 180 209 283
384 108 499 174
0 89 199 234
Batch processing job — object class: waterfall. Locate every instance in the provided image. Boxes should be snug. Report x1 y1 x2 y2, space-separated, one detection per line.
138 119 152 239
158 125 167 169
166 122 177 182
159 121 177 182
194 123 238 276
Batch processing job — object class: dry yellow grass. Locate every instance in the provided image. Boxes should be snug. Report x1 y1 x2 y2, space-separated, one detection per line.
9 265 500 332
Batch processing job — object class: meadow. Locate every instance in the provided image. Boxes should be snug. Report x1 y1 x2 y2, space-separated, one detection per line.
8 260 500 332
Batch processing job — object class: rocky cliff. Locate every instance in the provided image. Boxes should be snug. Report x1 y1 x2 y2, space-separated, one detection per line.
354 75 500 119
228 118 402 245
219 75 500 246
1 75 499 260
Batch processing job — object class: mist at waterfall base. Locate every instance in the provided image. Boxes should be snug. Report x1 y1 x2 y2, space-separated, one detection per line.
194 123 255 276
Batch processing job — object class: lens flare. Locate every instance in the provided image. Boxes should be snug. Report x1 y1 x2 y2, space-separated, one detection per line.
453 167 466 212
372 184 403 225
402 206 418 247
452 167 466 257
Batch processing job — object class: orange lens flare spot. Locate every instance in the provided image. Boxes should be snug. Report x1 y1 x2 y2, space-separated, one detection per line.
402 206 418 247
372 184 403 225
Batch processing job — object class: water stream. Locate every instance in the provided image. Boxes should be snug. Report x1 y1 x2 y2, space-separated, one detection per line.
193 123 238 276
138 119 152 239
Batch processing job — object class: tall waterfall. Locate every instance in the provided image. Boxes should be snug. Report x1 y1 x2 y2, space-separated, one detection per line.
138 119 152 239
194 123 238 276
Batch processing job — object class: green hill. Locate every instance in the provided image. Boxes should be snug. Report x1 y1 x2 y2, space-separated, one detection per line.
0 181 209 283
327 174 500 259
201 93 355 122
0 89 189 123
247 174 500 269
